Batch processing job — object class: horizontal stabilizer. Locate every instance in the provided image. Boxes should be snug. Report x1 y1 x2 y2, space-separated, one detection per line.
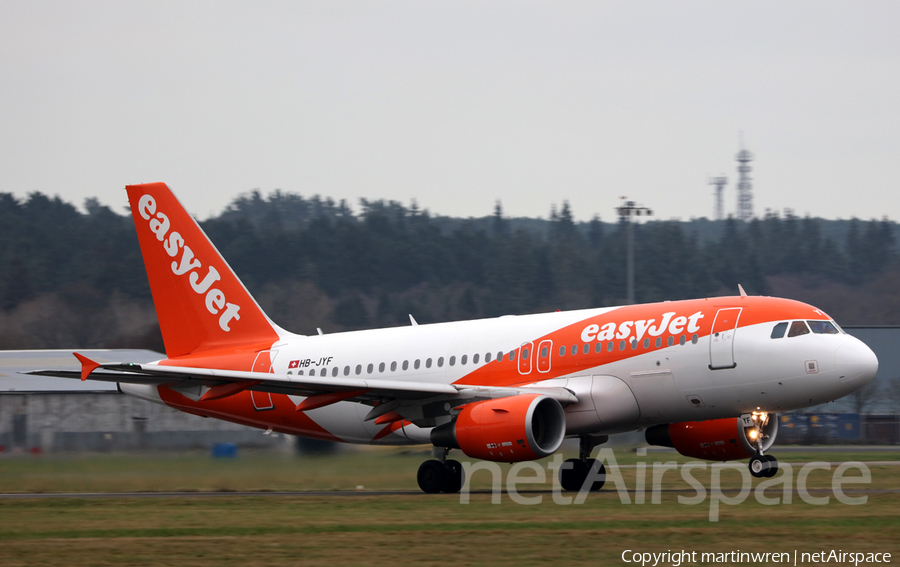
73 353 102 381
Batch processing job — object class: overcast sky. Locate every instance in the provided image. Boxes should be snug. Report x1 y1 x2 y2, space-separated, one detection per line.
1 1 897 222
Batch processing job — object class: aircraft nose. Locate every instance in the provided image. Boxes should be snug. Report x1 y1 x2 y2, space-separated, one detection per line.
835 338 878 388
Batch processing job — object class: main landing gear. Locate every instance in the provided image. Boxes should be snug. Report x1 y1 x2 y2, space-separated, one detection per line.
559 435 607 492
417 447 465 494
747 411 778 478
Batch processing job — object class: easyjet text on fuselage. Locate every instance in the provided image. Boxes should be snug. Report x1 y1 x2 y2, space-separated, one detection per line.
580 311 705 344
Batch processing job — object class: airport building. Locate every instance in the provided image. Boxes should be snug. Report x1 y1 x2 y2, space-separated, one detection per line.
0 350 288 453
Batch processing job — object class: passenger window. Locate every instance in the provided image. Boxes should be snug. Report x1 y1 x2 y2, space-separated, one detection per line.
808 321 839 334
655 337 662 348
379 362 386 372
630 340 637 350
462 355 468 365
287 370 292 375
309 369 315 376
643 338 650 349
788 321 810 337
473 354 479 364
542 347 549 357
426 358 433 368
667 336 674 347
344 366 350 376
402 360 409 370
679 335 686 346
594 343 602 353
520 349 528 360
583 344 590 354
449 356 456 366
619 340 625 351
691 334 698 344
607 342 614 352
570 345 577 356
485 352 492 363
438 357 444 367
497 351 503 361
367 363 374 374
298 370 304 376
414 359 421 369
356 365 362 375
391 361 397 371
559 346 566 357
771 322 788 339
332 367 339 377
508 352 515 361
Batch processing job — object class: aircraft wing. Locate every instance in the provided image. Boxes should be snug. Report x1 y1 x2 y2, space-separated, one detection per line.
26 354 579 418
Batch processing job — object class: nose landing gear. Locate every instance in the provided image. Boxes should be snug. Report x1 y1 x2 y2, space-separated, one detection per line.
559 435 607 492
417 447 465 493
746 411 778 478
749 454 778 478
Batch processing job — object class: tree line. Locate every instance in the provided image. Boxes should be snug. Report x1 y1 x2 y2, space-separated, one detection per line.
0 190 897 349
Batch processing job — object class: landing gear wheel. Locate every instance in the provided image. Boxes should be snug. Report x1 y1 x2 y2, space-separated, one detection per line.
559 458 587 492
417 460 449 493
763 455 778 478
582 458 606 491
559 458 606 492
441 459 464 493
749 455 769 478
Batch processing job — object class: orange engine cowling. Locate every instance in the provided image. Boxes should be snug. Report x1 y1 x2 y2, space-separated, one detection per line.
645 416 778 461
430 394 567 462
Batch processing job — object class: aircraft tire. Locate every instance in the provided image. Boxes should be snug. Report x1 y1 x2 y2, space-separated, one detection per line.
582 458 606 491
763 455 779 478
418 460 449 493
749 455 769 478
441 459 464 494
559 458 588 492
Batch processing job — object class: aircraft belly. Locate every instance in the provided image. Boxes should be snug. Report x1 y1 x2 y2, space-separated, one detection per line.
288 397 374 444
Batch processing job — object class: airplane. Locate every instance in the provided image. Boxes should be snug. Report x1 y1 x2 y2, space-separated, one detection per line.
29 182 878 493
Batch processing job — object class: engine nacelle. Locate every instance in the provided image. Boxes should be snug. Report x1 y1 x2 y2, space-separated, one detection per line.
431 394 567 462
645 415 778 461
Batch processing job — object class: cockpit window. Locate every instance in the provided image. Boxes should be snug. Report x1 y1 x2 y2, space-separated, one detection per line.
770 322 788 339
788 321 810 337
808 320 839 334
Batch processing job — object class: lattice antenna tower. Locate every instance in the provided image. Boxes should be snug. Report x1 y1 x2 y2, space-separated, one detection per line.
736 136 754 220
708 175 728 220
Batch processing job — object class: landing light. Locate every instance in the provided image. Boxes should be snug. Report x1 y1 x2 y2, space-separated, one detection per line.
750 410 768 424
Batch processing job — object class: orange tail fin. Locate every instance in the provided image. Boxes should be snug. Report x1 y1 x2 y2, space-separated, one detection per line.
126 183 282 358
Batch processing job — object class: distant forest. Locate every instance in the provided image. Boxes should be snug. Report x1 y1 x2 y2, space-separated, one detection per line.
1 190 899 354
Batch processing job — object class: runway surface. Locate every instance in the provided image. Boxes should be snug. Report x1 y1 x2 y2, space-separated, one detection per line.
2 457 896 499
3 487 899 499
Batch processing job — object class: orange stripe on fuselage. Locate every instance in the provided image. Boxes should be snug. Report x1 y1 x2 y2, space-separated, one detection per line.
453 296 829 388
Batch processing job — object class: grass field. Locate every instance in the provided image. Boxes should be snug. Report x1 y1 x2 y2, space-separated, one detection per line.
1 448 898 566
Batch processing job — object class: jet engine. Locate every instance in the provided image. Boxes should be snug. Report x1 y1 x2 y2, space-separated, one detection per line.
645 414 778 461
431 394 567 462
